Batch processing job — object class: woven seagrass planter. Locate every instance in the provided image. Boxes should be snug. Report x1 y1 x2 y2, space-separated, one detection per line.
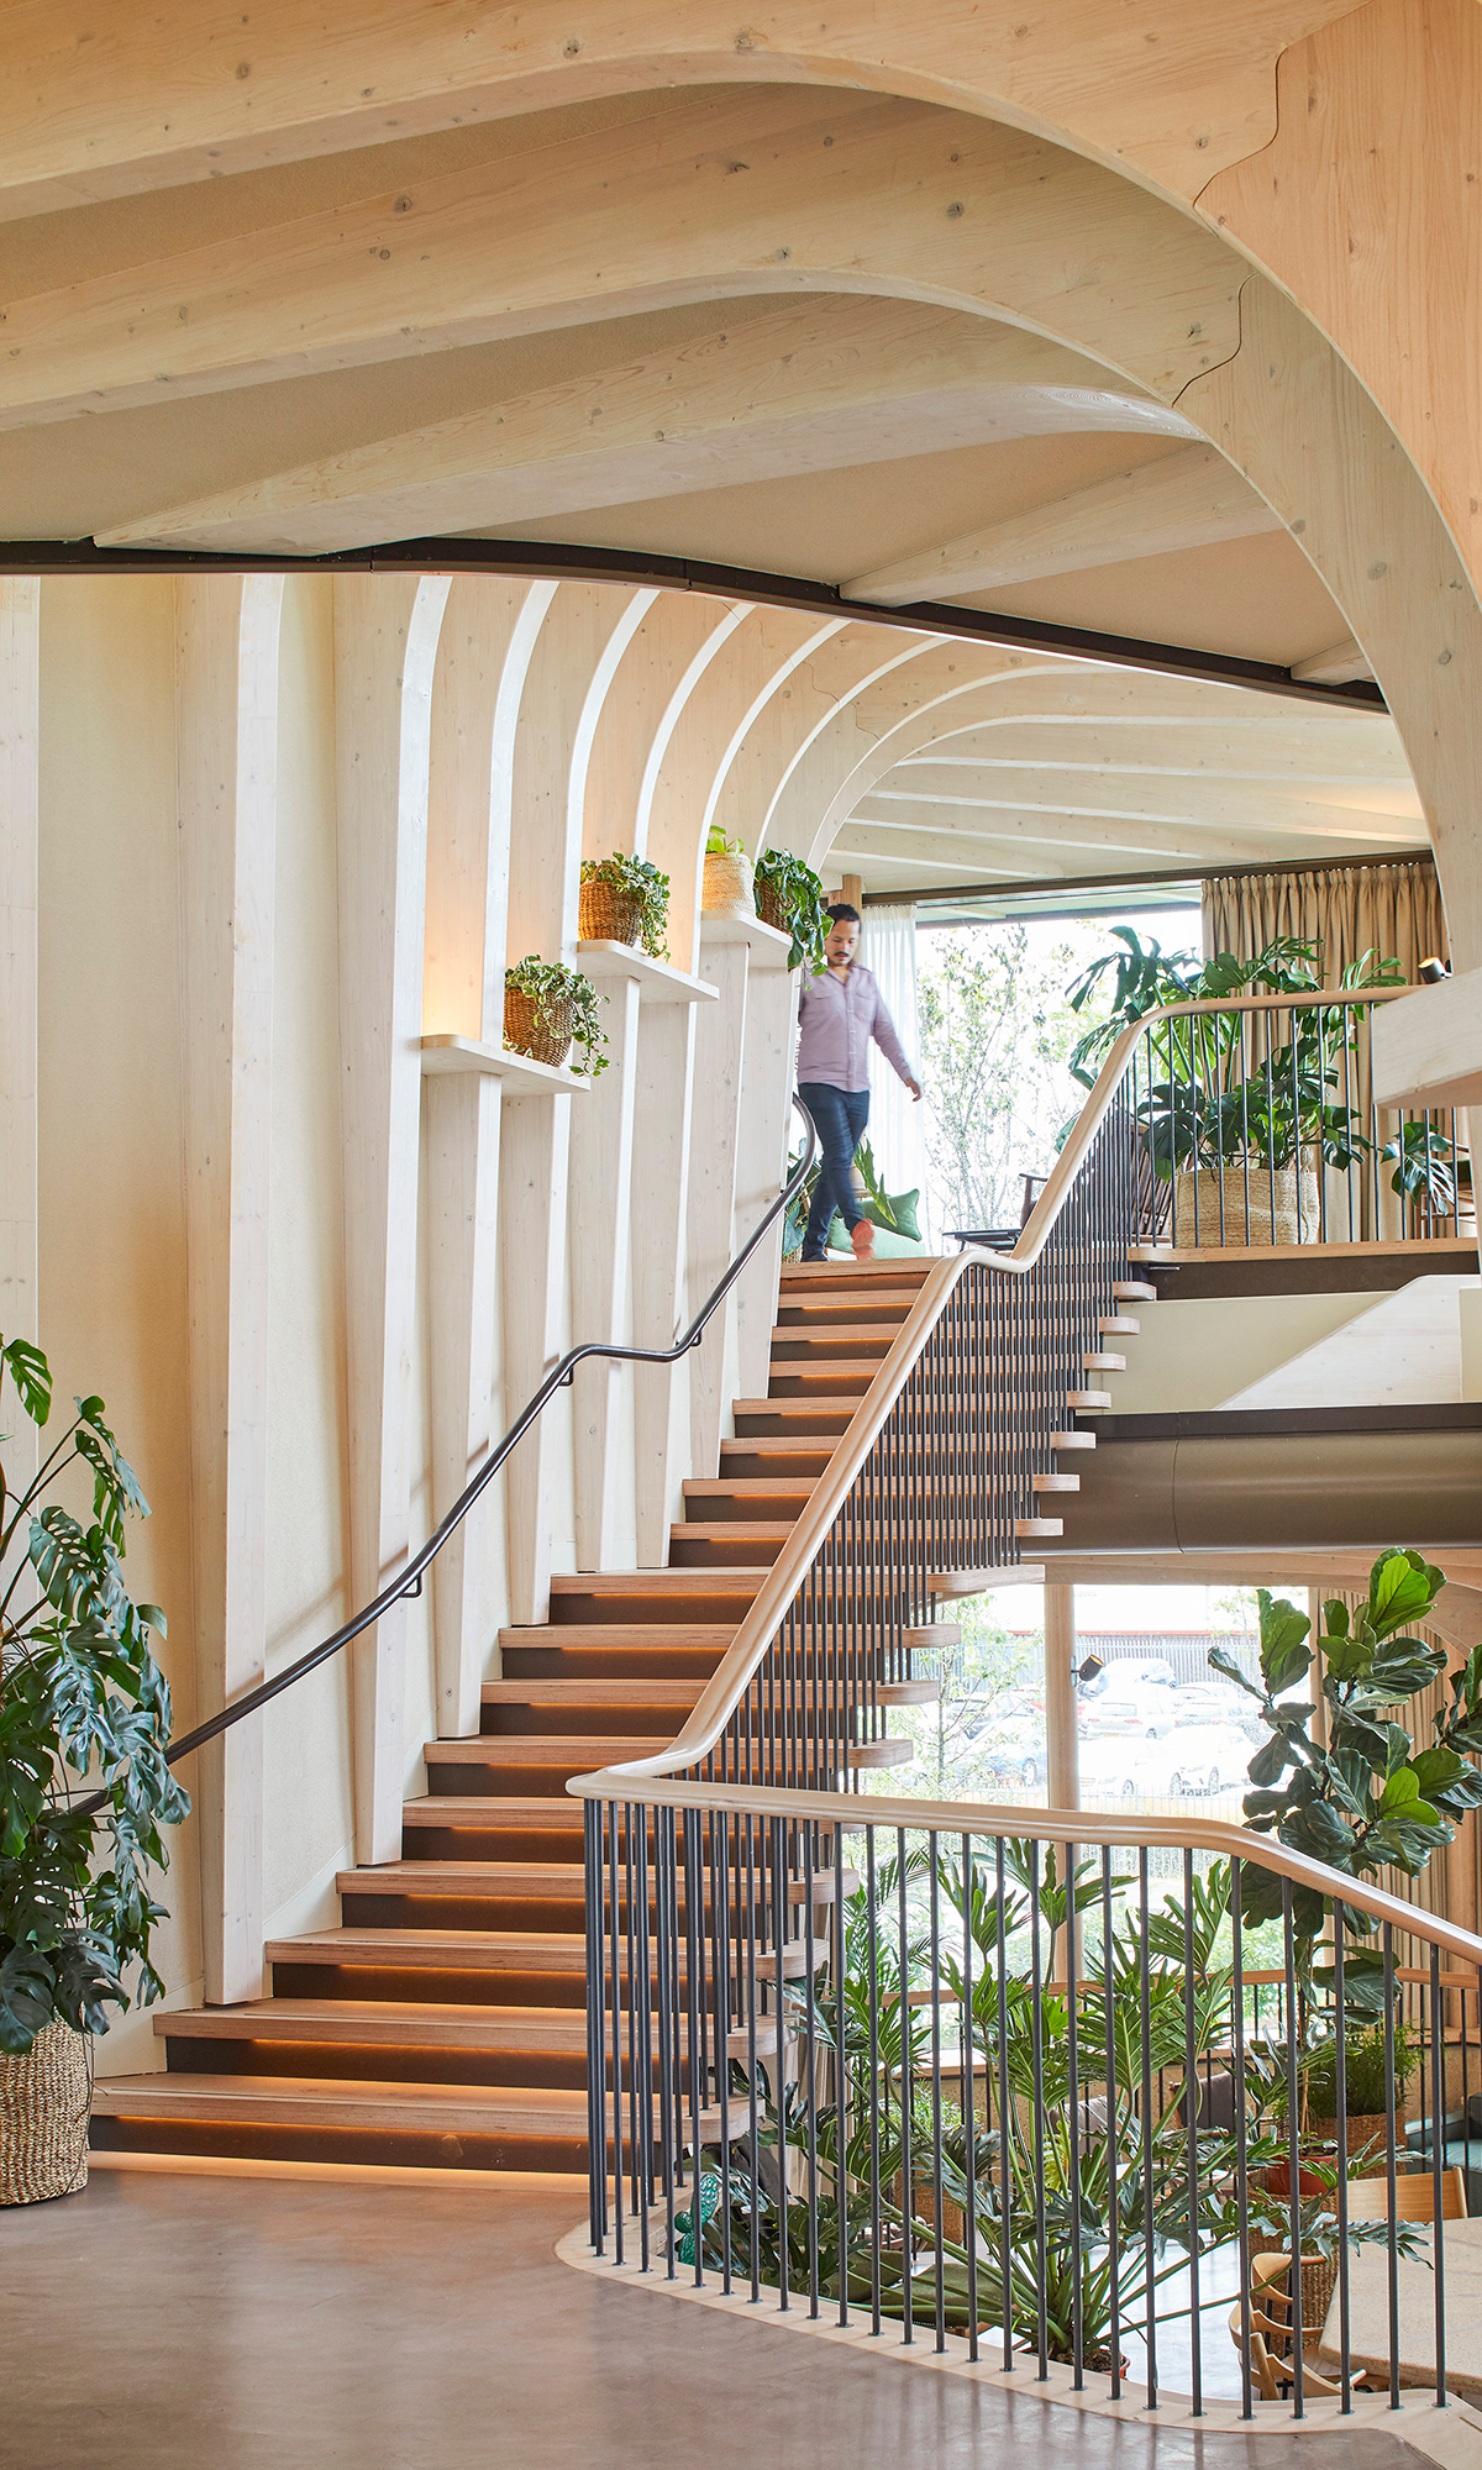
1173 1161 1320 1248
755 878 789 935
578 878 644 946
702 849 755 920
503 987 575 1069
0 2018 91 2206
1311 2110 1391 2162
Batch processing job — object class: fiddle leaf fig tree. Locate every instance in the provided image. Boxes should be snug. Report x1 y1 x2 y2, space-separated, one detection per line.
0 1336 189 2056
1211 1549 1482 1962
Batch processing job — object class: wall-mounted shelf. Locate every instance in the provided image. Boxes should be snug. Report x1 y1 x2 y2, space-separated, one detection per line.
420 1035 591 1095
577 941 718 1004
699 913 792 970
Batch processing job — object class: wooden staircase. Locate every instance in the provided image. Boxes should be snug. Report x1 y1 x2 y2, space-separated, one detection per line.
91 1256 1130 2175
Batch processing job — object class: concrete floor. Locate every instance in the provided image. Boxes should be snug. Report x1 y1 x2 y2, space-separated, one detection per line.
0 2165 1436 2470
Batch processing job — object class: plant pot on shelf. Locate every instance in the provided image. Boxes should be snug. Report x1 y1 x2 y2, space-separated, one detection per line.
702 848 755 920
1172 1160 1320 1248
0 2017 91 2206
578 877 645 946
503 986 575 1069
756 877 789 936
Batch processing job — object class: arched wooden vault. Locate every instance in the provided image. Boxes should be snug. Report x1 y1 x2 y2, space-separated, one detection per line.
2 3 1479 942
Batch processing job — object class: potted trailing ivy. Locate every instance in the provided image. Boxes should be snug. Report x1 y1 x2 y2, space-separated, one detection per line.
701 826 754 920
0 1336 188 2205
578 852 670 957
503 956 610 1076
752 849 829 972
1065 928 1443 1246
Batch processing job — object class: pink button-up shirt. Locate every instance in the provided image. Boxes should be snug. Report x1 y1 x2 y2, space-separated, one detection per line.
795 962 914 1093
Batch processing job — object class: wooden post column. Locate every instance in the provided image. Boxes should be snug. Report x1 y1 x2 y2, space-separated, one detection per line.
1045 1583 1081 1810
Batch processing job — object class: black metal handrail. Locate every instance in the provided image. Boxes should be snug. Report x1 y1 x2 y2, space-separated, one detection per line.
76 1095 817 1812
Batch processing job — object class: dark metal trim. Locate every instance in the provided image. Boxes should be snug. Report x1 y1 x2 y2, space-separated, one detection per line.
1084 1404 1482 1442
0 533 1387 711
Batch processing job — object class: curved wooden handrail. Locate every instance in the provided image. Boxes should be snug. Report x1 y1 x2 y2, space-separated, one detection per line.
567 1770 1482 1972
572 983 1421 1791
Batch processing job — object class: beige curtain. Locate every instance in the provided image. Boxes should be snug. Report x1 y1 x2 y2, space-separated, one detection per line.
1201 858 1447 984
1202 860 1456 1240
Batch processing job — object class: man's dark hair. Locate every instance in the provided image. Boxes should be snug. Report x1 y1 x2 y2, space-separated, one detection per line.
825 902 861 924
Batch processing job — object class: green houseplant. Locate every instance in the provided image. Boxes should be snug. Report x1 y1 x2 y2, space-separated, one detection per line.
578 852 670 958
701 825 755 919
753 849 829 972
1065 929 1450 1243
503 956 610 1076
0 1336 188 2203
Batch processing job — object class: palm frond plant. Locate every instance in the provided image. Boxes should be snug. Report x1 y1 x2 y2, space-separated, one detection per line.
0 1336 188 2062
753 849 830 973
681 1846 1408 2364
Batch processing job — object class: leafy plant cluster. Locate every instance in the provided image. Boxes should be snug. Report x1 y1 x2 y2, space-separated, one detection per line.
682 1846 1406 2365
504 955 610 1076
0 1338 188 2057
1065 927 1452 1210
579 852 671 959
781 1136 919 1259
1214 1549 1482 1950
752 849 830 974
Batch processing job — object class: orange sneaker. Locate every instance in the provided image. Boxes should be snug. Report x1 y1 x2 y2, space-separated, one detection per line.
851 1218 876 1261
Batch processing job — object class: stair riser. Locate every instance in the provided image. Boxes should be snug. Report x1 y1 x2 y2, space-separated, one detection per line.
424 1759 634 1795
769 1335 893 1362
667 1532 783 1567
159 2038 676 2093
731 1408 853 1435
550 1591 758 1625
498 1646 727 1680
719 1449 831 1478
269 1961 590 2008
402 1823 587 1861
478 1708 695 1738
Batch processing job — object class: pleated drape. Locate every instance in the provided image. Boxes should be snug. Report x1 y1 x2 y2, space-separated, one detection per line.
1201 858 1447 983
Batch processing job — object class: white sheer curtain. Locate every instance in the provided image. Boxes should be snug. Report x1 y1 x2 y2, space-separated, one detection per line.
860 902 929 1233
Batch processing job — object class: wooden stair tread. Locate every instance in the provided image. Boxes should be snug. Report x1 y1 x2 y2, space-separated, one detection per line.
732 1395 864 1416
402 1797 593 1830
268 1926 591 1970
549 1569 763 1593
498 1623 739 1649
669 1520 795 1540
481 1678 705 1706
681 1478 814 1501
154 1999 605 2049
337 1860 858 1905
93 2073 595 2134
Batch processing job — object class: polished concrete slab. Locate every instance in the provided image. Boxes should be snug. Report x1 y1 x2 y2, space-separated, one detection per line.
0 2165 1439 2470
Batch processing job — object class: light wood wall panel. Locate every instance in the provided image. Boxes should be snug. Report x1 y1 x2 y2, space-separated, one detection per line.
334 572 451 1861
422 575 540 1733
0 581 39 1517
176 574 283 2001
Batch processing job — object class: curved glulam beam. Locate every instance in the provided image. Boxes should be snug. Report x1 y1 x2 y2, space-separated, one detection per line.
102 300 1190 555
0 3 1358 222
844 440 1280 605
3 92 1240 431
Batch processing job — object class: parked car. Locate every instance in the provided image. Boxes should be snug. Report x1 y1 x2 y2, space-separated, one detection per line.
1077 1678 1177 1740
1173 1679 1264 1742
1081 1724 1250 1800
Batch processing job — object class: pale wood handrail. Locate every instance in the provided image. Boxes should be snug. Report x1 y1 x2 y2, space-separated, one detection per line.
564 984 1482 1977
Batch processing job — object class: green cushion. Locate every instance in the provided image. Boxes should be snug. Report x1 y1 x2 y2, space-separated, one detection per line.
880 1187 922 1241
827 1214 925 1258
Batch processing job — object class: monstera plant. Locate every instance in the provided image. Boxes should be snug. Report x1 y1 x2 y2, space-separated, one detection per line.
0 1332 188 2198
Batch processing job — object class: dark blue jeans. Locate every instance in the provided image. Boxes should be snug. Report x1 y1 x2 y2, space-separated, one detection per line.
798 1082 870 1261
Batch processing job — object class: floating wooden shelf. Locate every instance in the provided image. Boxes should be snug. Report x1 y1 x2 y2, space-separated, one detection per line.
699 912 793 969
419 1035 591 1095
576 940 718 1003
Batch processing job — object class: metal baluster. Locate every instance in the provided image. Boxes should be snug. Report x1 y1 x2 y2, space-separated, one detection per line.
1281 1880 1302 2418
1139 1848 1158 2408
996 1833 1013 2373
929 1844 946 2352
866 1825 882 2334
1067 1835 1085 2391
1431 1941 1448 2408
1334 1907 1352 2411
962 1831 979 2365
1102 1844 1122 2402
1384 1922 1401 2407
1182 1845 1202 2414
1232 1857 1253 2421
1030 1840 1050 2380
899 1825 914 2349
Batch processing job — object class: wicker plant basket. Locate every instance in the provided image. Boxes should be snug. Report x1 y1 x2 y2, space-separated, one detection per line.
756 878 789 935
578 879 644 946
0 2018 91 2206
504 986 575 1068
1310 2111 1391 2162
702 849 755 919
1173 1162 1320 1248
